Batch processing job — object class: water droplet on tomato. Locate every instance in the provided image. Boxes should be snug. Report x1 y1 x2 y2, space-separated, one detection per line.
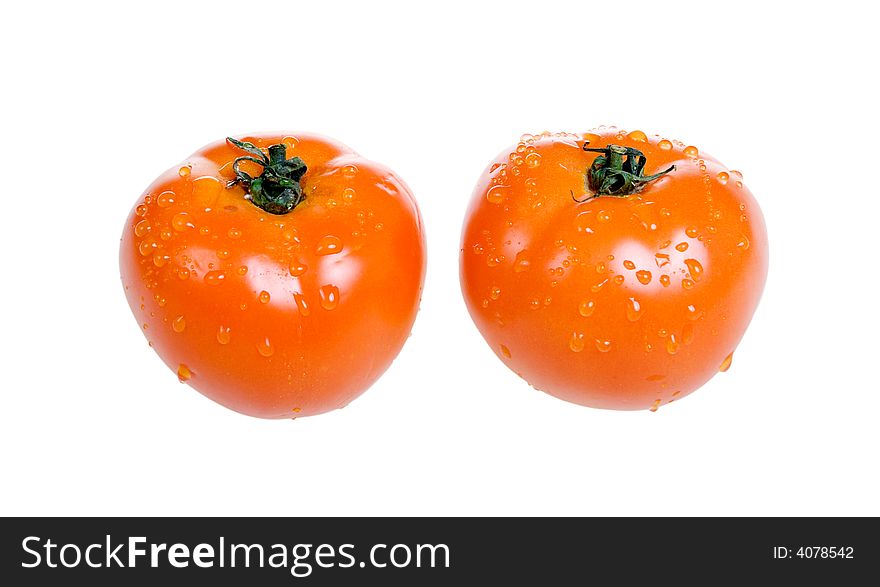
134 219 151 237
717 171 729 184
627 130 647 142
500 344 511 358
636 270 652 285
153 252 170 267
524 152 541 168
684 259 703 281
591 278 609 293
737 235 750 250
685 226 699 238
216 326 231 345
342 187 356 202
658 139 673 150
655 253 670 268
681 278 695 290
171 212 194 232
595 338 612 353
626 297 642 321
319 285 339 310
684 145 699 157
623 260 635 270
513 251 530 273
613 275 625 285
216 249 230 260
172 315 186 333
486 185 506 204
486 254 505 267
597 210 612 222
294 292 311 316
316 235 342 255
341 165 358 179
177 364 192 382
289 259 308 276
204 270 226 285
489 286 501 300
666 335 680 355
649 399 661 412
259 290 271 304
719 352 734 372
569 332 586 352
659 275 670 287
686 304 703 320
675 242 689 252
178 165 191 177
227 228 242 239
135 204 148 217
159 228 172 241
138 239 156 256
579 299 596 317
237 265 248 276
157 191 175 208
257 337 274 357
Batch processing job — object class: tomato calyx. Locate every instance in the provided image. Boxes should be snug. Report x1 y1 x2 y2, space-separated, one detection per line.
579 144 675 199
226 137 308 215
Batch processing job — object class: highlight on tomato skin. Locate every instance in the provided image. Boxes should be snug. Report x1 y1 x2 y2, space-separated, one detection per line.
120 133 426 419
459 128 768 411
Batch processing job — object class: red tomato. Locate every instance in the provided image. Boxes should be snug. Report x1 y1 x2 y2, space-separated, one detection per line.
121 133 426 418
460 129 768 411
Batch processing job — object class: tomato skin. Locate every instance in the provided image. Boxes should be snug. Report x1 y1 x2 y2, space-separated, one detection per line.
121 133 425 419
460 130 768 411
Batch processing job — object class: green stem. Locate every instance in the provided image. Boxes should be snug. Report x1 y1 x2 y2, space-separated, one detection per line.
582 143 675 197
226 137 308 214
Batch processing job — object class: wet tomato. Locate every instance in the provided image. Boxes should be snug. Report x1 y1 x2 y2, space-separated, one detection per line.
460 129 768 411
121 134 426 418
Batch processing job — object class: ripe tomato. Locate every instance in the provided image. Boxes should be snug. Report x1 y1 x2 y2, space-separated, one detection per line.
121 133 426 418
460 129 768 411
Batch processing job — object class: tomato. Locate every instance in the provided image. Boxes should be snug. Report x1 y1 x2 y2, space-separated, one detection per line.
460 129 768 411
120 133 426 418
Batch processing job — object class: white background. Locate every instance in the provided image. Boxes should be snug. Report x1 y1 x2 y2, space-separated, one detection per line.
2 0 878 516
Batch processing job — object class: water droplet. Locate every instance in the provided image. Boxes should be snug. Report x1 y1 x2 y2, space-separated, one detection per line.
486 254 505 267
152 252 170 267
595 338 612 353
316 235 342 255
681 278 695 290
257 336 274 357
259 290 271 304
341 164 358 179
717 171 729 185
154 295 167 307
293 292 311 316
486 185 506 204
659 275 670 287
569 332 586 352
649 399 661 412
737 235 750 250
597 210 612 222
513 251 531 273
658 139 673 150
613 275 625 285
171 212 194 232
489 286 501 300
591 278 609 292
684 145 699 157
489 162 501 173
666 334 680 355
177 364 192 382
237 266 248 276
685 226 699 238
159 228 172 241
524 152 541 168
500 344 511 358
675 242 689 252
684 259 704 281
178 166 191 177
579 299 596 317
627 130 647 142
289 259 308 276
319 285 339 310
204 270 227 286
342 187 356 202
626 297 642 321
216 325 231 345
655 253 670 268
623 260 635 270
227 228 242 239
636 270 652 285
138 239 156 256
135 204 148 217
157 191 175 208
719 352 734 372
172 315 186 333
596 261 607 273
134 219 151 237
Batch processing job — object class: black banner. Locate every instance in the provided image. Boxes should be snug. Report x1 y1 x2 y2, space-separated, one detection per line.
1 518 876 584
